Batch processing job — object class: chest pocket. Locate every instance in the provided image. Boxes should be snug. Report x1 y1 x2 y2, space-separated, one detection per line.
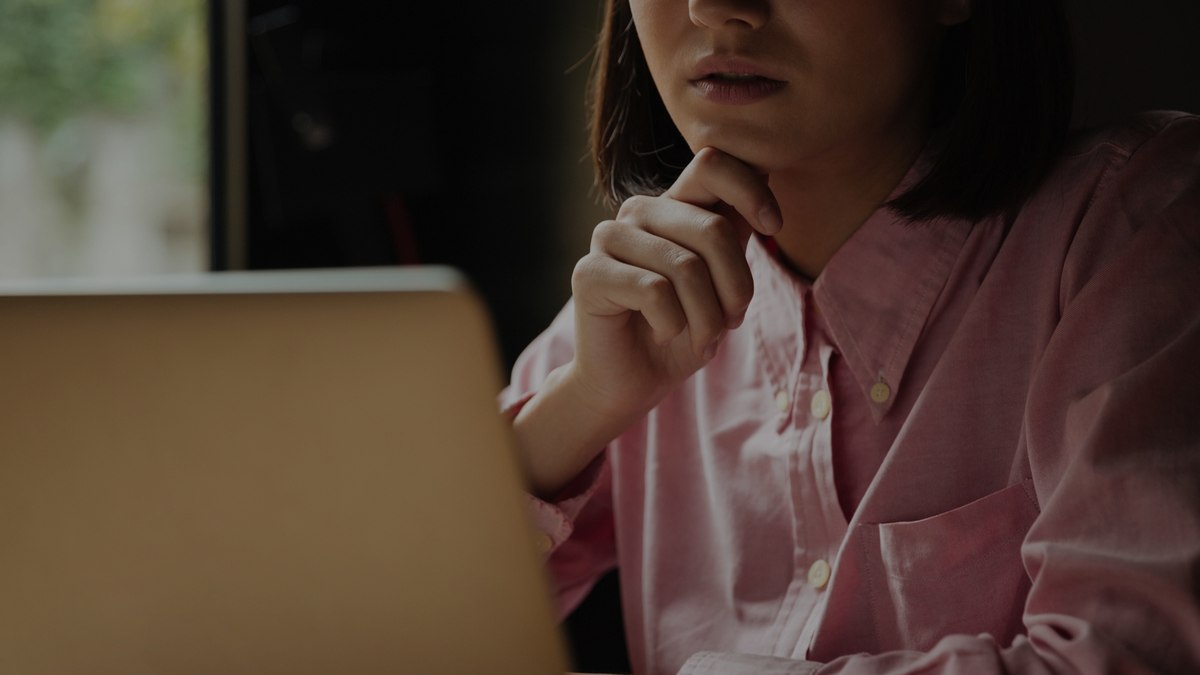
860 479 1040 651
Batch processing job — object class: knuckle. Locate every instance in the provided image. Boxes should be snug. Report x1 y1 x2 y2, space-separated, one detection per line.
672 251 708 286
639 276 682 327
591 219 619 246
617 194 652 220
697 213 734 242
638 273 673 302
570 254 601 289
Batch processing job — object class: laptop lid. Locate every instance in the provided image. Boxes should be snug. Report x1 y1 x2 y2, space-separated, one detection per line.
0 267 567 674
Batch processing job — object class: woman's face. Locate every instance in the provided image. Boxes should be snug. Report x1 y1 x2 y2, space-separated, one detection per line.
629 0 967 173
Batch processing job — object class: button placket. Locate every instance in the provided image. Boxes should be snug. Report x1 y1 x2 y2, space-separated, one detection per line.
773 291 815 429
808 342 846 611
751 306 802 433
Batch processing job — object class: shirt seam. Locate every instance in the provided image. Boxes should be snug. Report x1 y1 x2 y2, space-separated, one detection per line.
855 524 884 651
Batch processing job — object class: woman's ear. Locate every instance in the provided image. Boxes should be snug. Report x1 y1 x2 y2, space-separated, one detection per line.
936 0 970 26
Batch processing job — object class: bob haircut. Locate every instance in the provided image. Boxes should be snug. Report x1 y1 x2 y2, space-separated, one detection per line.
589 0 1075 223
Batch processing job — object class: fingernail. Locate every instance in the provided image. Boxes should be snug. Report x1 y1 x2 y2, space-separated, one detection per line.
727 311 745 329
758 204 783 234
703 342 719 360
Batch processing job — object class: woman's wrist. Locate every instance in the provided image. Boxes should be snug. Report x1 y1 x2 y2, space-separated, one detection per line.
512 361 645 498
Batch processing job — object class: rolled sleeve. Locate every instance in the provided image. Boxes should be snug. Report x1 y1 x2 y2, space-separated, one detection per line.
502 298 621 619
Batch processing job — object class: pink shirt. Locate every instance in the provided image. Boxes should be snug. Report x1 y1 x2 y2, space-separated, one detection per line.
502 111 1200 674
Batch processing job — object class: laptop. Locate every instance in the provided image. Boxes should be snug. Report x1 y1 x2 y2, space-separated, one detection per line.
0 267 568 674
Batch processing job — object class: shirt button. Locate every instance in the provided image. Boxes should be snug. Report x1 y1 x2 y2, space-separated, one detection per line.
810 390 831 420
807 559 831 590
535 533 554 555
775 390 790 413
870 381 892 404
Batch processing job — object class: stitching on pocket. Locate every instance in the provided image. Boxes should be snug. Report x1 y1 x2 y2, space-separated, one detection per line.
856 523 884 650
874 479 1039 582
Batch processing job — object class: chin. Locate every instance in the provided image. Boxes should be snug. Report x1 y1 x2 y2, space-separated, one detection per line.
682 122 794 174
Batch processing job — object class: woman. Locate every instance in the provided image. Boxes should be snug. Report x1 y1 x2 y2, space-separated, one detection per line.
504 0 1200 672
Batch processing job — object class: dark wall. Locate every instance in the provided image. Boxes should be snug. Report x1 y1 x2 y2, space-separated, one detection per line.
241 2 568 369
1067 0 1200 128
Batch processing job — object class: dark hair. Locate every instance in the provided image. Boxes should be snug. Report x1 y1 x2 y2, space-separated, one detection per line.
589 0 1075 223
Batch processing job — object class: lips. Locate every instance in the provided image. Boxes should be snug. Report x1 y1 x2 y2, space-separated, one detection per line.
699 72 779 83
689 55 786 83
689 55 787 104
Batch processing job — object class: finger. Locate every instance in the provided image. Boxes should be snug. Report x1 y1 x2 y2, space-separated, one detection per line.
571 252 688 347
613 197 754 330
714 202 756 253
593 219 729 354
666 147 783 236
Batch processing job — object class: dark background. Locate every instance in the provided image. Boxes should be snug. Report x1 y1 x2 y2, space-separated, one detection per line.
213 2 1200 672
228 2 580 370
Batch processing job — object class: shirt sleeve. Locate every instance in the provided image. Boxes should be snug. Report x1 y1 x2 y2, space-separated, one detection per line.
501 299 620 621
682 114 1200 674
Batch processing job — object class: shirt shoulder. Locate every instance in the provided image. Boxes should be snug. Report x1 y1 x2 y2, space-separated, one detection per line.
1056 111 1198 241
1061 109 1198 160
1019 111 1200 306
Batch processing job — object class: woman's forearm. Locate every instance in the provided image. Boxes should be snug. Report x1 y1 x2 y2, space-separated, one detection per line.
511 362 643 499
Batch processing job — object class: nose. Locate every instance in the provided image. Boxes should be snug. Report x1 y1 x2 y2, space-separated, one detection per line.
688 0 769 30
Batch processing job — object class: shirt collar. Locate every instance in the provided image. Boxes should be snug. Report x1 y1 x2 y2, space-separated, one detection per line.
812 205 971 422
748 156 972 423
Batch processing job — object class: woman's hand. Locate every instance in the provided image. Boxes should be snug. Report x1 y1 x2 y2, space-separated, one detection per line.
567 147 782 420
513 147 781 497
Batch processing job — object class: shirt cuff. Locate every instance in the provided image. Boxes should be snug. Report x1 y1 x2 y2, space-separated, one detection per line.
505 392 610 556
501 390 536 420
680 651 822 675
524 451 608 556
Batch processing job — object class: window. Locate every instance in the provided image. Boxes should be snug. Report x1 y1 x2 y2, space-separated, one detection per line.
0 0 208 278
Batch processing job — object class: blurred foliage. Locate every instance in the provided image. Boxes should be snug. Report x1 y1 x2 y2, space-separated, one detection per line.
0 0 205 151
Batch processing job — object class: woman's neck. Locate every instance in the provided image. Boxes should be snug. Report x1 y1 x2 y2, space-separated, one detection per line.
766 123 929 280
